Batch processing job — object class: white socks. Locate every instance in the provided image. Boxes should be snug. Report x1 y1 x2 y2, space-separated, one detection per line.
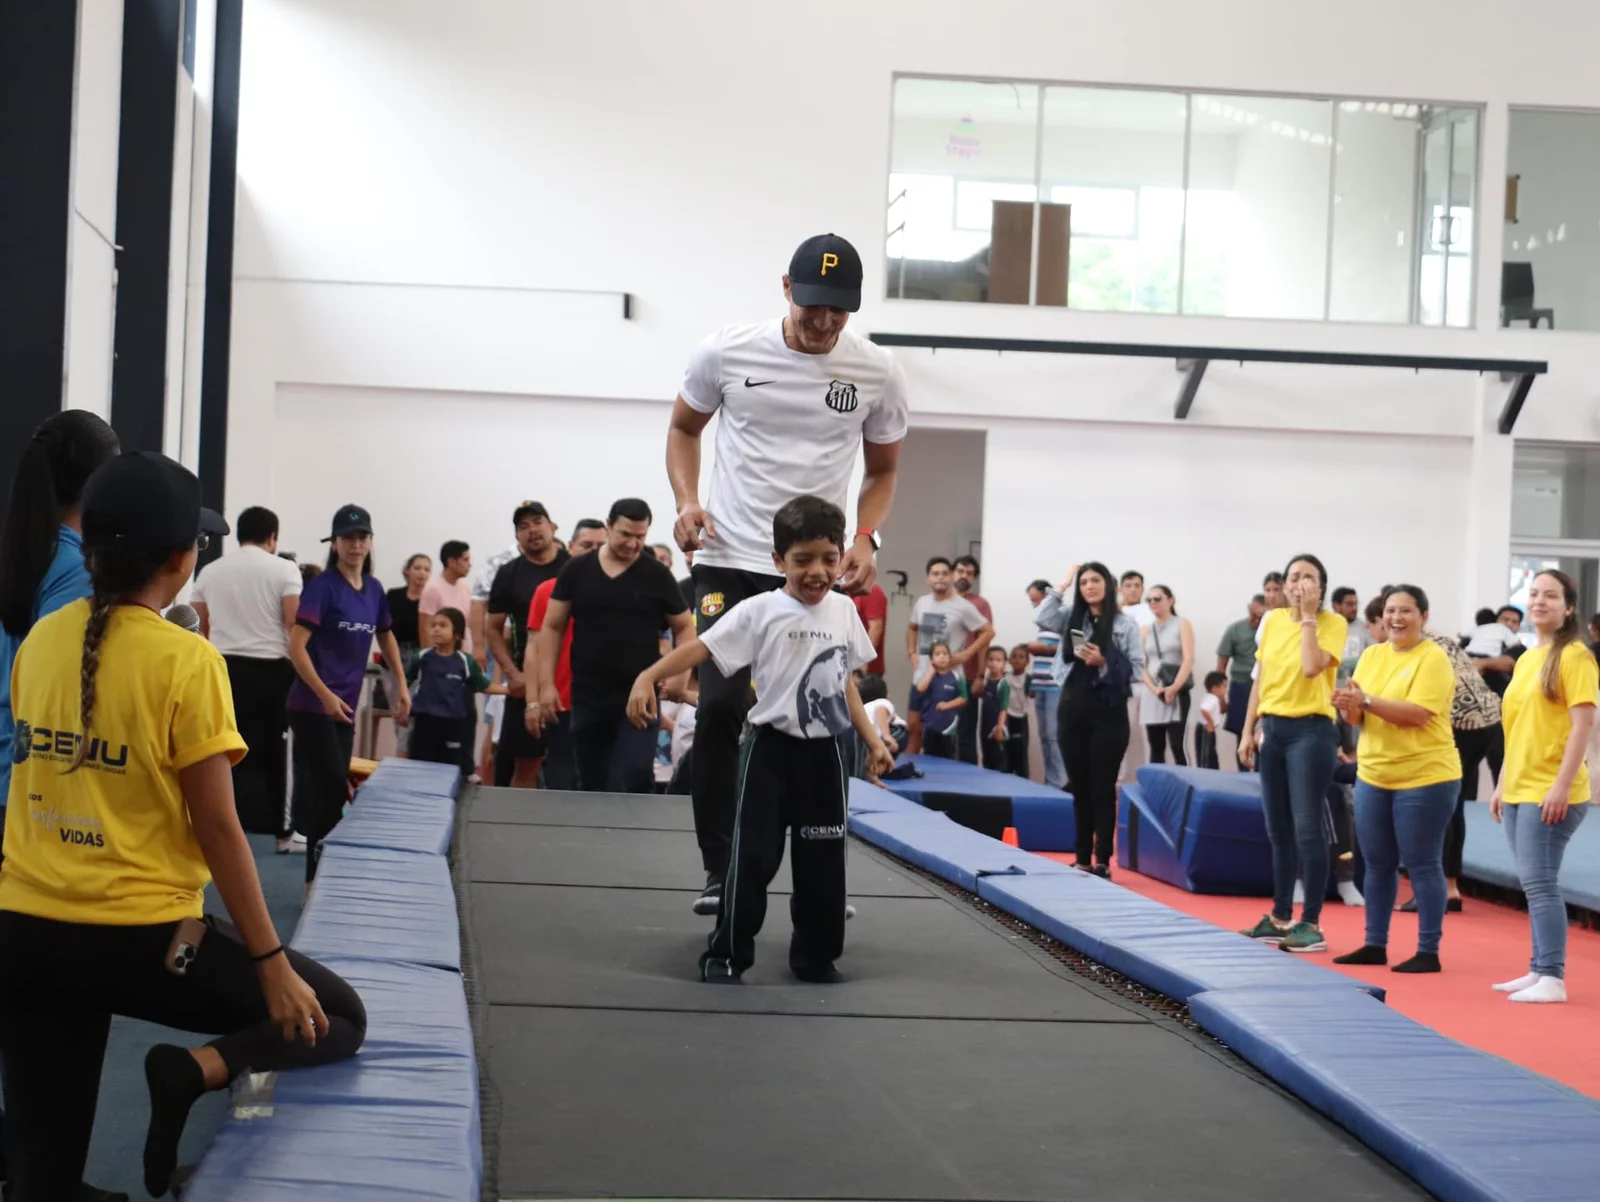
1292 879 1305 905
1492 972 1541 993
1337 880 1364 907
1508 976 1567 1004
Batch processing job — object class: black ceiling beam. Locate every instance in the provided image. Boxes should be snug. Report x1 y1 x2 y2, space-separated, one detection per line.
867 333 1549 430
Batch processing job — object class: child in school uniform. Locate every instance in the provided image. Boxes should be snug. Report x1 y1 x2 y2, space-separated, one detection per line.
406 607 503 769
1004 644 1032 776
978 647 1012 772
915 642 967 760
627 495 893 984
1195 670 1227 770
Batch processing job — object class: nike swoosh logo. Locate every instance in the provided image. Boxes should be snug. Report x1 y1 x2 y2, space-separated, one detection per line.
744 378 775 388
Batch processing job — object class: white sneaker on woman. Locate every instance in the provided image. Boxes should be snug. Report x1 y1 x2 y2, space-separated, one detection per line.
1337 880 1364 907
1508 976 1567 1004
1492 972 1541 993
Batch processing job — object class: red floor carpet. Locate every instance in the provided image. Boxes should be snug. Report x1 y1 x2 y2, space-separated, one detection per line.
1033 849 1600 1097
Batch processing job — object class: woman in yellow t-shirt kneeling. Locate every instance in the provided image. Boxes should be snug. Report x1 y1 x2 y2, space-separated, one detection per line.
0 454 367 1199
1331 585 1461 973
1491 569 1596 1004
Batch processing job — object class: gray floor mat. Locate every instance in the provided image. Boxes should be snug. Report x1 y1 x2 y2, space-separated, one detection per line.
489 1006 1428 1202
468 785 695 831
470 882 1136 1021
464 820 934 897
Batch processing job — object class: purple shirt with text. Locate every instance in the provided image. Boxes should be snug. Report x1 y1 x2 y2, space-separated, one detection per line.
288 572 392 713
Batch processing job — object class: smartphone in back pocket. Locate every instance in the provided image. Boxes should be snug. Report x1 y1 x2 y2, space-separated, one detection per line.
166 916 208 976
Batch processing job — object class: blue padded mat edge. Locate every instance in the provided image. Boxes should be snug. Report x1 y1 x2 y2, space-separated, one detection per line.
1189 986 1600 1202
882 754 1070 802
325 785 457 856
185 761 479 1201
1461 800 1600 911
847 808 1073 891
978 871 1383 1003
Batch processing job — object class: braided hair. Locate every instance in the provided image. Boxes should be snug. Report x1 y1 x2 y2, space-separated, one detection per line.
66 543 175 773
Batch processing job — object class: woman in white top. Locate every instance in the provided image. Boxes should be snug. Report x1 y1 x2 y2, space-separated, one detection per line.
1140 586 1195 765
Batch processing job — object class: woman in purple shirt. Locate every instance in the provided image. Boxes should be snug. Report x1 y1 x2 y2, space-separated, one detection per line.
287 505 411 884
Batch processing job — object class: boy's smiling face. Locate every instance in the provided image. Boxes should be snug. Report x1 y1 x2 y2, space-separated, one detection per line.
774 536 842 606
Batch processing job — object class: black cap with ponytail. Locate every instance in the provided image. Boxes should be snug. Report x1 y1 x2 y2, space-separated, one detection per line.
0 411 120 639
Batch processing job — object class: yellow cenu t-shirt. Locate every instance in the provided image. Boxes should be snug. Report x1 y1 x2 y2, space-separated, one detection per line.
1502 641 1599 806
0 600 247 924
1352 639 1459 790
1256 607 1347 720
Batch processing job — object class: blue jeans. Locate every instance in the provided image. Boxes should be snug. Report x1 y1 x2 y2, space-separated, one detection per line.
1259 715 1338 925
1354 778 1459 953
1034 687 1065 787
1504 801 1589 979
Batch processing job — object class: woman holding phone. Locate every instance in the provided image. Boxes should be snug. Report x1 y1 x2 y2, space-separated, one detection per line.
1034 562 1144 877
0 454 365 1200
1238 554 1346 953
287 505 411 885
1490 569 1595 1004
1330 585 1460 972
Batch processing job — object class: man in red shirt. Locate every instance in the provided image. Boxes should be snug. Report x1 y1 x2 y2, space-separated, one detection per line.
952 555 993 764
525 520 606 788
852 583 889 676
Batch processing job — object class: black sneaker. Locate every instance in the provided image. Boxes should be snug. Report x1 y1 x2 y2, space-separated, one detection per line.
1091 864 1112 881
792 963 843 984
693 874 723 916
700 957 741 984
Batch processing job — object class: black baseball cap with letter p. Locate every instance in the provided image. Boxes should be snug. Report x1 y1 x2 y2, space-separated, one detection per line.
81 452 230 553
788 234 863 312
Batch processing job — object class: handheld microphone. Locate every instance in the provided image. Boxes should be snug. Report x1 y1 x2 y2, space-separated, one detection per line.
165 603 201 634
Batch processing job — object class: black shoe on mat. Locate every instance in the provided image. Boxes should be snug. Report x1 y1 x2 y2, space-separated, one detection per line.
700 957 741 984
693 874 723 916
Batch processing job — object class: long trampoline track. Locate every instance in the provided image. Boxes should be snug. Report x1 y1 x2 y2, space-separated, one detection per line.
453 784 1431 1202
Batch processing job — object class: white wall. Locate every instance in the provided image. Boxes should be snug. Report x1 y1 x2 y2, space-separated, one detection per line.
878 428 986 703
62 0 125 420
229 0 1600 640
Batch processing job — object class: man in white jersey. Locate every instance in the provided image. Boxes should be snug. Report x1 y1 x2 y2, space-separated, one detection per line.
667 234 908 915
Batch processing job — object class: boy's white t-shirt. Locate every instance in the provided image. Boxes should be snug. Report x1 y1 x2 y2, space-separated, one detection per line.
1004 670 1029 717
1198 693 1223 730
670 701 697 764
1464 622 1521 657
864 697 899 733
699 590 876 738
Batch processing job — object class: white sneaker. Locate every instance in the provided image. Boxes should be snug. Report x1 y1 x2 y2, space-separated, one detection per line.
1509 975 1567 1004
276 832 308 855
1292 879 1305 905
845 903 857 921
1492 972 1541 994
1337 880 1365 907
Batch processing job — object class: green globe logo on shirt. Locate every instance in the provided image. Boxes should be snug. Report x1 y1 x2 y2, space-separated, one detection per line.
12 720 29 765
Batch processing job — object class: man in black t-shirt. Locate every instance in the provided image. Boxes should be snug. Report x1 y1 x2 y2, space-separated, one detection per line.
534 498 693 793
486 501 570 788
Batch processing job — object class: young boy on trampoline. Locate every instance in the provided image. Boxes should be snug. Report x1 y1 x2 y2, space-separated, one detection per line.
628 495 894 984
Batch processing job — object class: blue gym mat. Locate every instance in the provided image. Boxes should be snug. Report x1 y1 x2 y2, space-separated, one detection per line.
1461 800 1600 910
883 754 1066 802
1189 985 1600 1202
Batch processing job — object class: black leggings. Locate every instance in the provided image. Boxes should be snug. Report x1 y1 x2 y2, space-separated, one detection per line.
289 709 355 883
1144 689 1192 766
0 910 365 1199
1445 724 1504 878
1059 693 1131 866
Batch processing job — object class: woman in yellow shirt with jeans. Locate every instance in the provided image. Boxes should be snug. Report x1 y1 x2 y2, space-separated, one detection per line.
1330 585 1460 973
1237 554 1346 953
1491 569 1595 1004
0 454 366 1199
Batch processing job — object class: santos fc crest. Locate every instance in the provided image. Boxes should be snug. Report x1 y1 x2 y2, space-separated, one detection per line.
824 379 859 414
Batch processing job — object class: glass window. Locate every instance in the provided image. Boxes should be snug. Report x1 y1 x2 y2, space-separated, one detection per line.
886 76 1479 325
887 78 1041 304
1505 108 1600 332
1182 94 1333 320
1512 444 1600 540
1037 85 1187 314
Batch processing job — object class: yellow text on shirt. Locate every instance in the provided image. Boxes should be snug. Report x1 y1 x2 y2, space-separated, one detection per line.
0 601 247 925
1256 608 1347 720
1353 639 1459 790
1501 641 1598 806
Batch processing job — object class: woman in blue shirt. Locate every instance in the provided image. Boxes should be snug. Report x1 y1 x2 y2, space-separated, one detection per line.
0 408 120 1202
0 410 121 808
